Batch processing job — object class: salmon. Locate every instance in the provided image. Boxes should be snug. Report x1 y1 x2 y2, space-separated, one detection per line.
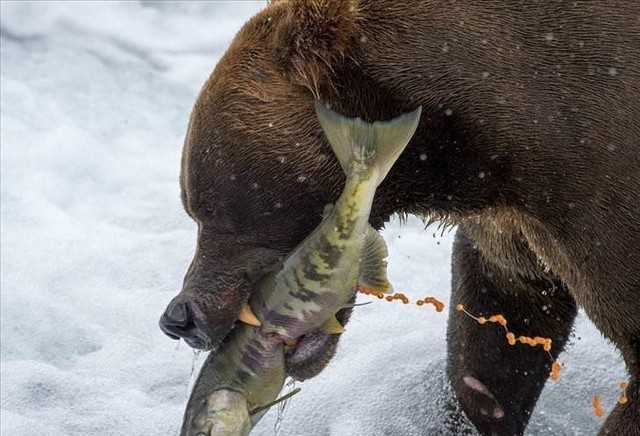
180 102 421 436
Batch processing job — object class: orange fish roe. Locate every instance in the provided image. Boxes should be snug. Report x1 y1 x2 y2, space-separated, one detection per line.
619 396 629 405
357 286 442 310
516 336 552 351
456 304 561 382
396 293 410 304
589 382 632 417
457 305 509 330
550 361 561 382
489 315 508 327
419 297 445 312
593 395 604 417
357 285 386 299
383 292 410 304
619 382 629 405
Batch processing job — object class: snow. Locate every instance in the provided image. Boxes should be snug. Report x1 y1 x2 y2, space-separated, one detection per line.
0 2 626 435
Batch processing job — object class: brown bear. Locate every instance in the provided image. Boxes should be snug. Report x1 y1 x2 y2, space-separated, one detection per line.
159 1 640 434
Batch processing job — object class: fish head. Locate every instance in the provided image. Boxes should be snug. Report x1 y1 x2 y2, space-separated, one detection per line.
182 389 253 436
181 332 287 436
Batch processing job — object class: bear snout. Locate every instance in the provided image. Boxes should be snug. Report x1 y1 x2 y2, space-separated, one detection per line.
159 295 217 350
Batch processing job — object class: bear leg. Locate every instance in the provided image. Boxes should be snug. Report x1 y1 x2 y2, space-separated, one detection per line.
599 375 640 436
446 226 578 436
599 335 640 435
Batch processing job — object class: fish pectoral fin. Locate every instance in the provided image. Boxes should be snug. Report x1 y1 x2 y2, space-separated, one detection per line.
321 315 345 335
358 226 393 294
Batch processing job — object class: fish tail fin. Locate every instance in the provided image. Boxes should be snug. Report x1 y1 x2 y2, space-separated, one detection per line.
315 102 422 185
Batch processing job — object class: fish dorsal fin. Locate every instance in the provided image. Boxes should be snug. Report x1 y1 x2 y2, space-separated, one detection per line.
321 315 345 335
358 227 392 294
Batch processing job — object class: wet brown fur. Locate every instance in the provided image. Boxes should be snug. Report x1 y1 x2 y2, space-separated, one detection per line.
162 1 640 434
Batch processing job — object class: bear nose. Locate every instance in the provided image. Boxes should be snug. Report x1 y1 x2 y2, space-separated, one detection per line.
159 297 206 344
159 296 214 350
163 299 189 327
159 301 188 340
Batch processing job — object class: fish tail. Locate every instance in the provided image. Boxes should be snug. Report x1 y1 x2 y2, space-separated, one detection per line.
315 102 422 185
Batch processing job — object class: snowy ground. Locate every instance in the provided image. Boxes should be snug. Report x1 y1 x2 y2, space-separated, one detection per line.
0 2 627 435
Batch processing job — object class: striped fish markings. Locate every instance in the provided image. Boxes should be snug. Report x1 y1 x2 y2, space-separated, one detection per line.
181 102 422 436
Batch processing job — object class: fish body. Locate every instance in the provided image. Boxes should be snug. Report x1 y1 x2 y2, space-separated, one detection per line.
181 103 421 436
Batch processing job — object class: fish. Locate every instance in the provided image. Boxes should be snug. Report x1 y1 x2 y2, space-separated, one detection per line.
180 102 422 436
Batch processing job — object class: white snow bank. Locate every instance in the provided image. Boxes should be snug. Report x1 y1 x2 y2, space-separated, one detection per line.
0 2 626 435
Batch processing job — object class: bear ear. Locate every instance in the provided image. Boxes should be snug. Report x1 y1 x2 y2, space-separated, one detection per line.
272 0 361 96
